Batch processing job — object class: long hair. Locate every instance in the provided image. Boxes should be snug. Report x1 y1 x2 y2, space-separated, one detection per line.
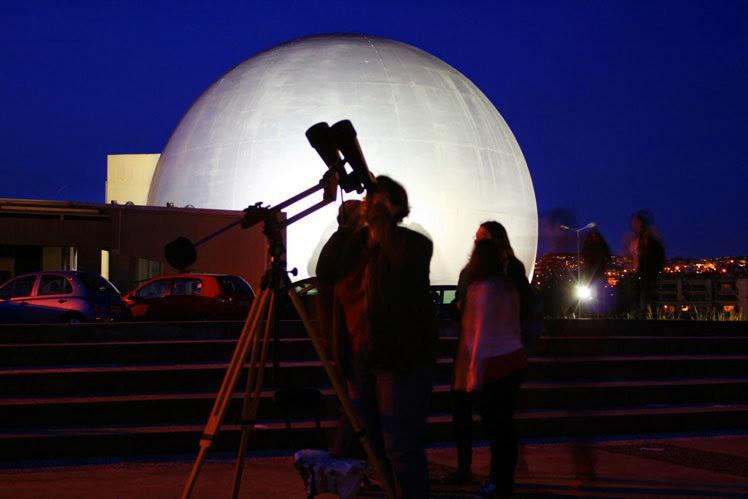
463 239 505 285
480 221 515 261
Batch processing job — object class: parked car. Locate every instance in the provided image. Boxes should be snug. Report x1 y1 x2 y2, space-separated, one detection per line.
275 276 318 319
0 271 127 324
431 284 458 319
123 273 255 321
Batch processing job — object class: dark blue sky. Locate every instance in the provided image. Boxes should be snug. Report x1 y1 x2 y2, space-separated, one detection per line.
2 1 746 258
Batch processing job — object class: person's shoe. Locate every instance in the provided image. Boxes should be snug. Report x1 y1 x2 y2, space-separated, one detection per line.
441 468 473 485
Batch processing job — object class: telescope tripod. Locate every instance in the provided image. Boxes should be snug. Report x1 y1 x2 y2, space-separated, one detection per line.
180 224 395 499
171 119 391 497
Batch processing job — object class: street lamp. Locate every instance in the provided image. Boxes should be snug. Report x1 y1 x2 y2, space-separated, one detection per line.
560 222 597 312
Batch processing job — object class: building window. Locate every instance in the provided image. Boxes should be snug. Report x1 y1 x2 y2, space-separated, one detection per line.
63 247 77 270
135 258 162 283
101 250 110 279
42 246 78 271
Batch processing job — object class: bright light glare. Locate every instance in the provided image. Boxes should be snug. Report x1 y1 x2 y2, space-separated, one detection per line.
576 284 593 301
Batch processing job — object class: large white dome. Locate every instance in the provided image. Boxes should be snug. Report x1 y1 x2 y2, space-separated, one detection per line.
149 34 537 284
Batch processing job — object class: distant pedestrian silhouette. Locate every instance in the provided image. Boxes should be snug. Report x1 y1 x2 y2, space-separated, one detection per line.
581 228 612 316
630 211 665 316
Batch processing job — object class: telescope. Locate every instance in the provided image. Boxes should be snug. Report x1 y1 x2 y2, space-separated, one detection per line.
306 119 376 195
165 119 376 271
170 121 396 499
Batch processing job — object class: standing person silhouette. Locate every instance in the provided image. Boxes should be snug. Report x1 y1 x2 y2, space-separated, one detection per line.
316 200 363 358
452 238 527 498
315 200 364 458
630 211 665 316
581 228 612 316
335 176 438 499
447 221 529 497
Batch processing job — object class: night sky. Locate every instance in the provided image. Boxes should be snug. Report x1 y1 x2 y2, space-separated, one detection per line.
2 1 746 258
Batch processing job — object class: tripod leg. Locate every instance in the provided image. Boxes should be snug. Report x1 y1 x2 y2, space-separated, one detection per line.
286 287 397 499
212 289 271 421
180 288 271 499
181 446 209 499
231 290 277 499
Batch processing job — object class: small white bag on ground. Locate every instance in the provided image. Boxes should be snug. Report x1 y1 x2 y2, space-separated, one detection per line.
293 449 367 499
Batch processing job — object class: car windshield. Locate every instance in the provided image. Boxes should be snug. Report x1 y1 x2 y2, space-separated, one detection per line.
217 276 254 297
79 273 120 296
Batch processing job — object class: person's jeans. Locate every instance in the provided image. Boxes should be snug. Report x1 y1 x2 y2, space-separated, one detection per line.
451 389 475 472
347 364 434 499
479 369 526 493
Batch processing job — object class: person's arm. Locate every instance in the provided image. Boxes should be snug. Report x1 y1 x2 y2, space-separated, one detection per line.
456 268 467 311
508 257 533 318
315 231 343 284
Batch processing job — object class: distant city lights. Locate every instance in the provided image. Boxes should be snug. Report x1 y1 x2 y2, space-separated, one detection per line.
533 254 748 290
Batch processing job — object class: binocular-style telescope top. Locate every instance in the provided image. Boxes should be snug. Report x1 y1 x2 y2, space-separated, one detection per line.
305 119 376 194
164 119 375 272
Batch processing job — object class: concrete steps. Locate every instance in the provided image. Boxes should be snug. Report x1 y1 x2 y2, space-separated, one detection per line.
0 319 746 461
2 355 747 397
0 378 746 428
1 404 746 461
3 335 748 367
543 319 748 337
0 317 745 342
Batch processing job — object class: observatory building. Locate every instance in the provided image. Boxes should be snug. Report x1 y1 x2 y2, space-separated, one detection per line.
125 34 538 284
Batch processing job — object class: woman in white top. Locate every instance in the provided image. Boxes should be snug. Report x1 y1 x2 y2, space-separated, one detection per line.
451 237 528 498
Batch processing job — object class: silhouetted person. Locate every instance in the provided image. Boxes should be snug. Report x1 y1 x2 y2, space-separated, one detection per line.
581 229 611 283
581 228 612 316
316 200 363 458
448 221 530 494
631 211 665 315
316 200 363 356
453 238 527 498
457 222 534 320
551 229 612 476
336 176 437 499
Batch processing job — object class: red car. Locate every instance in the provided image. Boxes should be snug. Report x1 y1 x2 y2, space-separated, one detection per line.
123 274 255 321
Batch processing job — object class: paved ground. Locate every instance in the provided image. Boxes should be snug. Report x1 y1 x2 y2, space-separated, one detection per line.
1 434 746 498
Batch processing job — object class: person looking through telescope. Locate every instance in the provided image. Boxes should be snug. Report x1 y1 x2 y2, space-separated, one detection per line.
334 175 438 499
316 200 364 354
315 200 364 459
